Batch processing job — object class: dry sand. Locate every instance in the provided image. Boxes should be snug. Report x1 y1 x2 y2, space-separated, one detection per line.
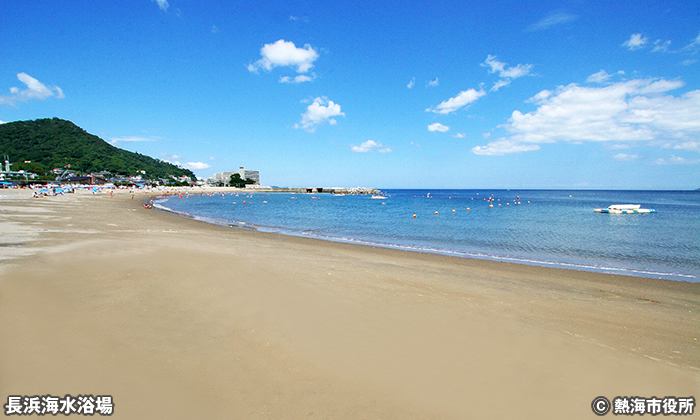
0 188 698 419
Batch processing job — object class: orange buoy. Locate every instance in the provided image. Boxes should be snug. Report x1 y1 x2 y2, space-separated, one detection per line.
435 211 438 215
413 214 416 218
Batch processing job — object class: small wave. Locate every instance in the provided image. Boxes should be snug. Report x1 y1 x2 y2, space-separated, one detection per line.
294 232 697 282
151 195 699 283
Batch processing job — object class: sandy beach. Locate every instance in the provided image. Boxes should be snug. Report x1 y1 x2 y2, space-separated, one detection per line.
1 188 698 419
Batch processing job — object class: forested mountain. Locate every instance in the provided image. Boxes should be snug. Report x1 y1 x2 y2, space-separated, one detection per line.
0 118 196 180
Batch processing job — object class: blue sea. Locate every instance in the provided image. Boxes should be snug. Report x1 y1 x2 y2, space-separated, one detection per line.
155 189 700 282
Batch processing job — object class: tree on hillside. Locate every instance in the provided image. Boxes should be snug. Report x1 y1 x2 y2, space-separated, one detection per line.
0 118 196 181
229 173 255 188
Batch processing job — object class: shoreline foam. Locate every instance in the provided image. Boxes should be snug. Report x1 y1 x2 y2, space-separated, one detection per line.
152 191 698 282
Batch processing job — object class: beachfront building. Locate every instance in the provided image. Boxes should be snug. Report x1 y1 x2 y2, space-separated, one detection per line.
211 171 236 185
238 167 259 184
210 167 260 186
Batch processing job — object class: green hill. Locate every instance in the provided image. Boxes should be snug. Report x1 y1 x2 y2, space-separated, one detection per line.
0 118 196 181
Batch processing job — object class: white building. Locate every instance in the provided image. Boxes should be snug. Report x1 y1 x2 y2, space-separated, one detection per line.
210 167 260 186
238 167 259 184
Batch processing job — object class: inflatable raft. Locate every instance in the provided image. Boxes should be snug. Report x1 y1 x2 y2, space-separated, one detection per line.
594 204 655 214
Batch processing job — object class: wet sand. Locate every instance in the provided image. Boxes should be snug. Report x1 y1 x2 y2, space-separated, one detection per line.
1 188 698 419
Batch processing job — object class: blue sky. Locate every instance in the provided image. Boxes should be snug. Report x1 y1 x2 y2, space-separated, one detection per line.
2 0 699 189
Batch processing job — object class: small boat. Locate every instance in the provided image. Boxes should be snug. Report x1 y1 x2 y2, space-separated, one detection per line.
594 204 655 214
371 194 387 199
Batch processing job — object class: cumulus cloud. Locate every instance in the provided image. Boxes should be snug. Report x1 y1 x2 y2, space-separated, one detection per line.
152 0 169 11
0 73 64 105
248 39 318 74
426 88 486 114
668 141 700 152
295 97 345 132
428 123 450 133
622 33 648 50
407 78 415 89
472 76 700 155
428 78 439 87
526 12 577 32
159 153 211 170
351 140 391 153
481 55 533 91
183 162 211 170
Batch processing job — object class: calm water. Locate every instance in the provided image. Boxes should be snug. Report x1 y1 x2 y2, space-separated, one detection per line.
155 189 700 282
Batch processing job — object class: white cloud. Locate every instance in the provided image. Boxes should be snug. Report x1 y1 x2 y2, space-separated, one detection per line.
110 136 159 146
248 39 318 74
682 32 700 51
481 55 533 79
428 78 439 87
426 88 486 114
500 63 533 79
652 39 671 52
490 79 510 92
481 55 532 91
669 141 700 152
0 73 64 105
587 70 608 84
471 139 541 156
351 140 391 153
586 70 625 84
295 97 345 132
279 74 315 84
613 153 639 161
407 78 415 89
211 25 221 34
526 12 577 32
481 55 505 74
654 156 700 165
428 123 450 133
453 133 466 138
622 33 648 50
472 77 700 155
160 153 181 160
152 0 169 11
158 153 211 170
183 162 211 170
